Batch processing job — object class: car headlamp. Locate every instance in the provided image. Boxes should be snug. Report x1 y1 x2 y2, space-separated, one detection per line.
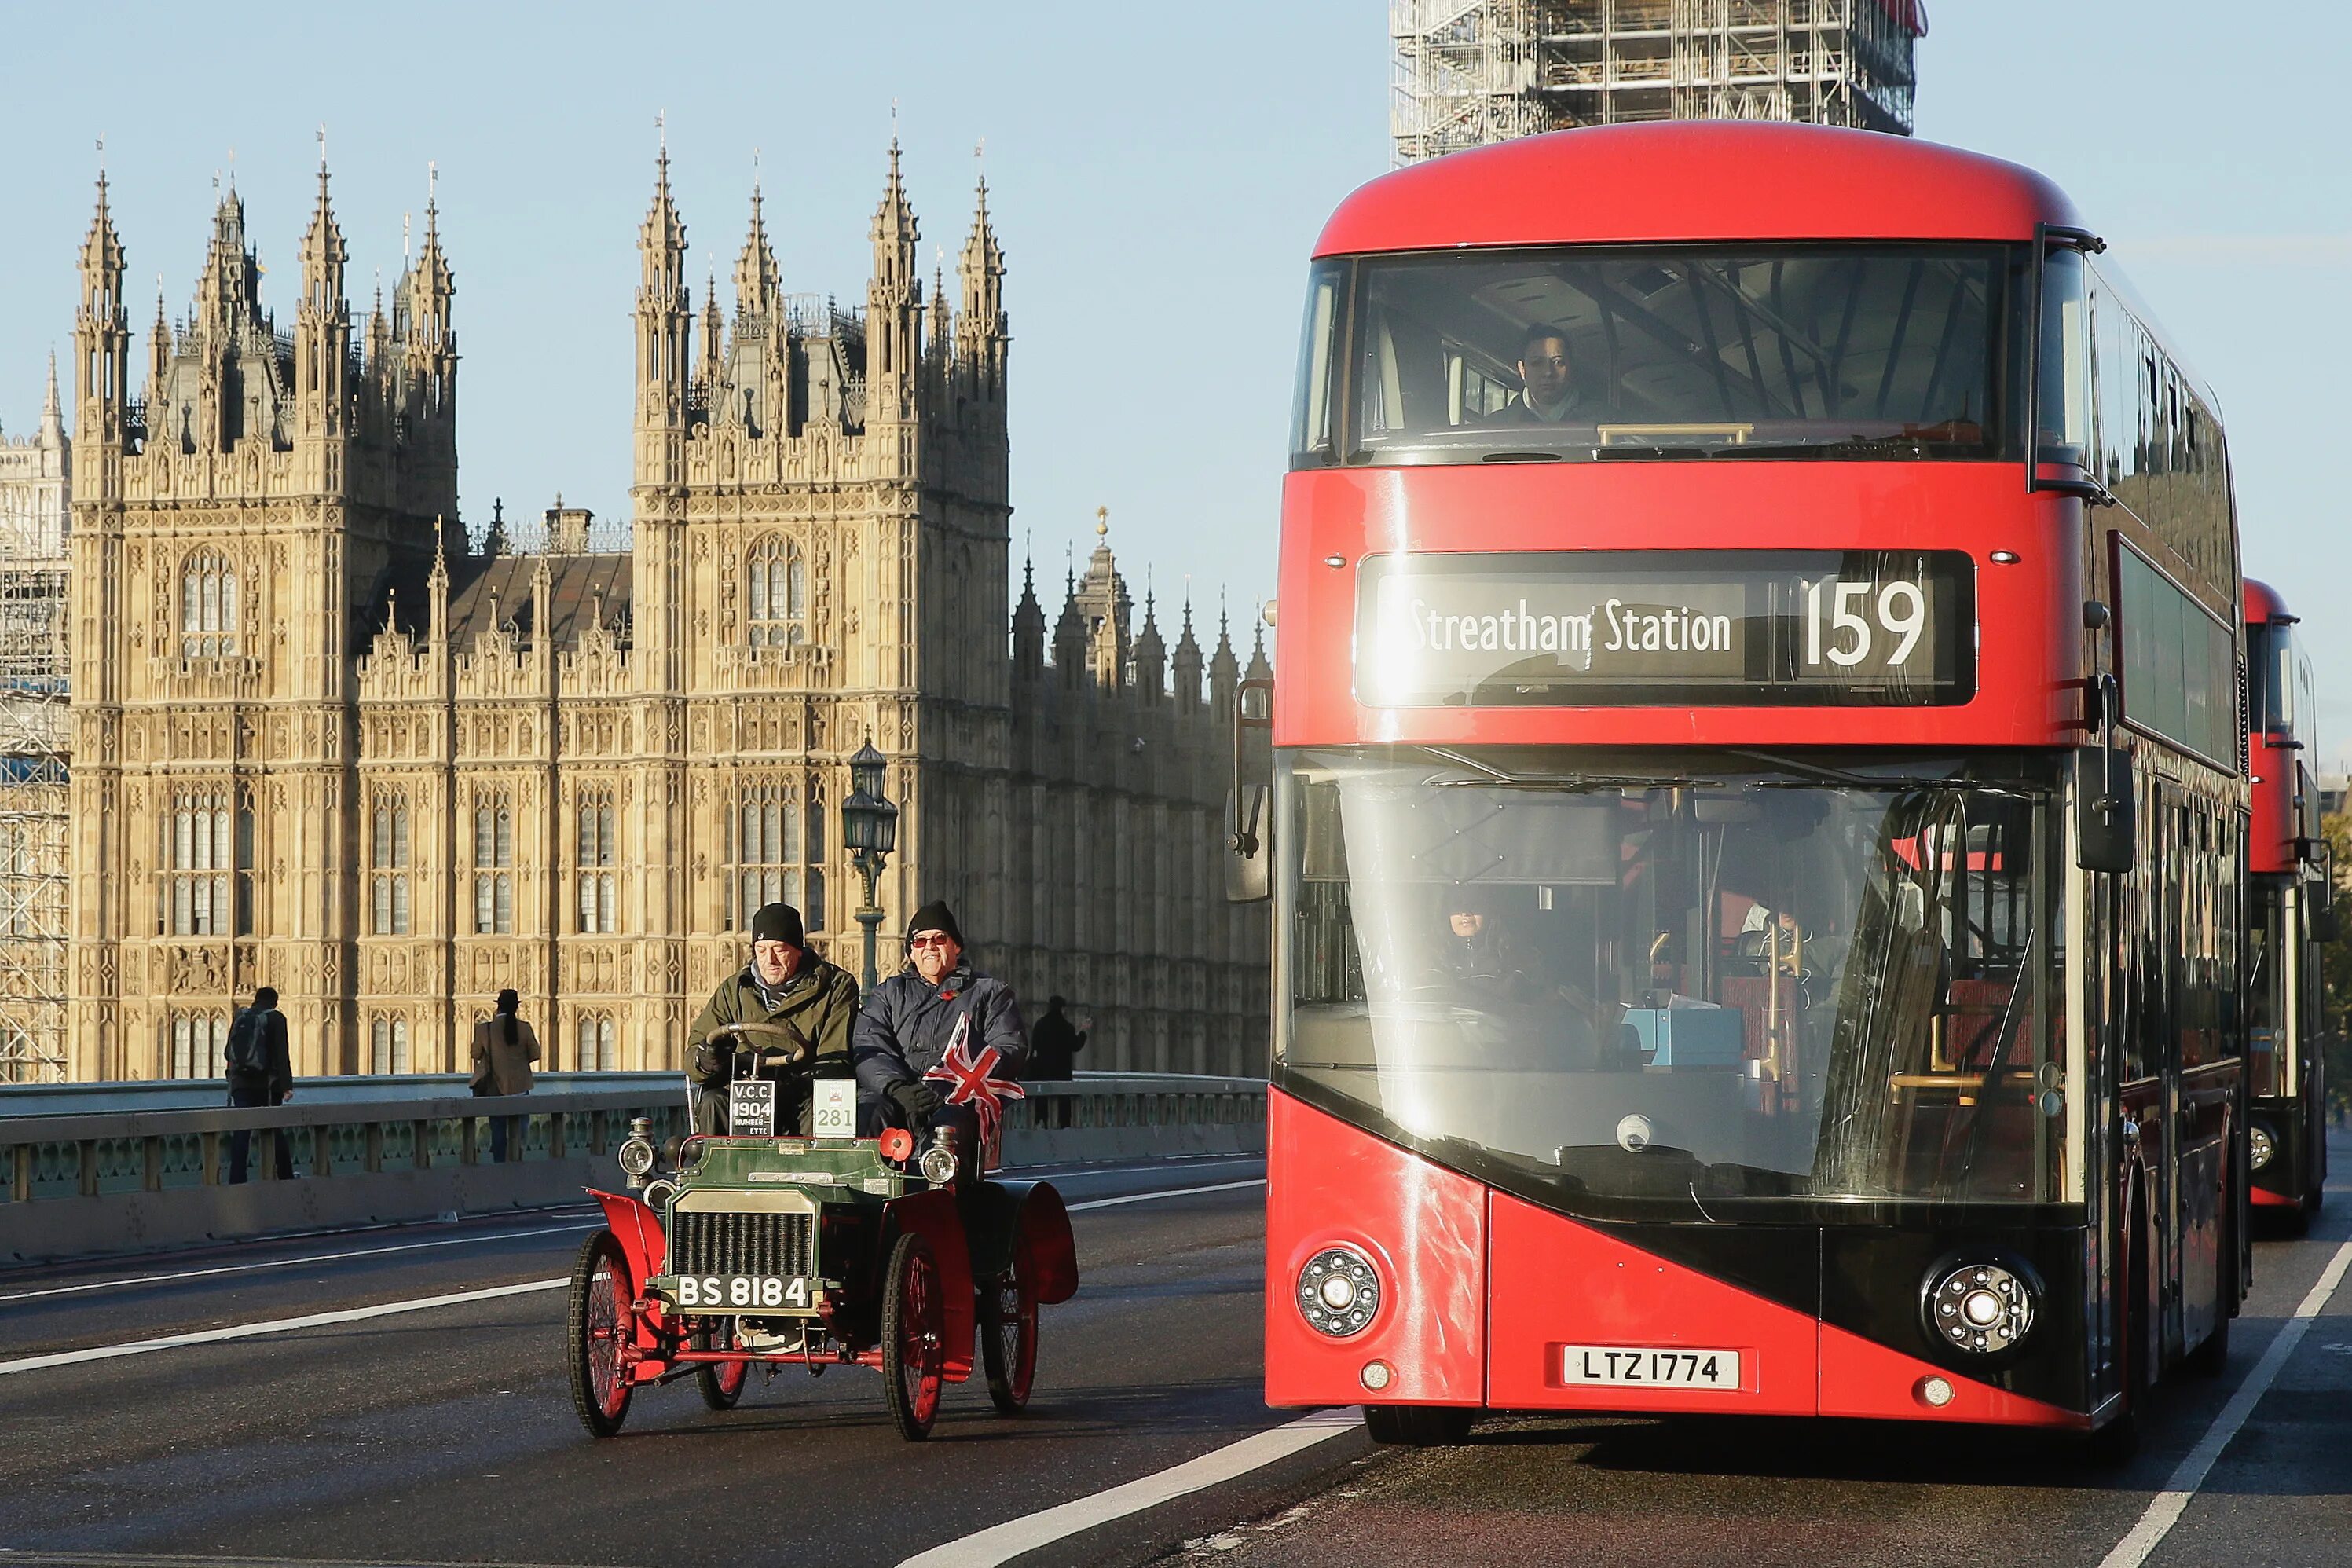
2249 1123 2276 1171
617 1137 657 1183
1925 1260 2035 1354
1297 1247 1381 1338
919 1145 959 1186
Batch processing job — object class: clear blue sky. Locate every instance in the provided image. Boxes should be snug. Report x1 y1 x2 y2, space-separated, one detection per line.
2 2 2344 761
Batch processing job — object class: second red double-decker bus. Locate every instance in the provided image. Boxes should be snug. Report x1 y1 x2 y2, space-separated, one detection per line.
1251 123 2248 1452
2244 579 2331 1223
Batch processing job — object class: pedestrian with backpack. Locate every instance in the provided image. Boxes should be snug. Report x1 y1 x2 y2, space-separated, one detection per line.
225 986 293 1183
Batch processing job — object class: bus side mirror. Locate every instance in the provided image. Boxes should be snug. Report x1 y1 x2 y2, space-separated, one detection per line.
2313 904 2341 945
2075 746 2134 874
1227 678 1275 904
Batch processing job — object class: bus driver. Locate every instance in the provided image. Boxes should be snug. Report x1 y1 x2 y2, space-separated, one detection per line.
1486 323 1584 427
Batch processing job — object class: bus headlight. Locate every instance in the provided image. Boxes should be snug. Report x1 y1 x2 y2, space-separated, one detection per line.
1298 1247 1381 1338
2250 1123 2277 1171
1925 1261 2035 1354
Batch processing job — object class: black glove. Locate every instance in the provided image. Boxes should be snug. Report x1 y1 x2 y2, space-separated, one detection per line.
888 1079 943 1120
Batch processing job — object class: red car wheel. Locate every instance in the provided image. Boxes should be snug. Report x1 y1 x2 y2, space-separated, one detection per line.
881 1231 944 1441
568 1231 635 1439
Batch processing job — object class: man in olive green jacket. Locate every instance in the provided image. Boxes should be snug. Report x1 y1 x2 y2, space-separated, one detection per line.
688 902 860 1134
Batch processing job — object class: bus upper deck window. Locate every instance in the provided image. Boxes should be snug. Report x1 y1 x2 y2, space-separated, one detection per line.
1290 262 1343 466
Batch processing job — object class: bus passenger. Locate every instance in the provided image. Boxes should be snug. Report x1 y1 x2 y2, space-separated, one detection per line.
1486 324 1585 426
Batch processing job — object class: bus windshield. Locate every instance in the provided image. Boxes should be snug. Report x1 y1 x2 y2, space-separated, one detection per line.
1280 747 2067 1214
1302 245 2018 467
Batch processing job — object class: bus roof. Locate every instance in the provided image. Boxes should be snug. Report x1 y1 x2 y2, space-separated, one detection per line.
2244 577 2295 625
1313 123 2081 258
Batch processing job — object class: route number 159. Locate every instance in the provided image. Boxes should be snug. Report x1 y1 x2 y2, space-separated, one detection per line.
1801 578 1926 669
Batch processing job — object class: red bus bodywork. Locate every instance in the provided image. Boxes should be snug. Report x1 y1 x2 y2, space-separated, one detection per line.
1266 124 2243 1438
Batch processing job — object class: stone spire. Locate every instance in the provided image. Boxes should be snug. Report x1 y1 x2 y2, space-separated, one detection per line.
958 175 1007 397
1134 588 1167 703
74 168 130 469
866 139 922 427
637 141 691 422
1209 594 1240 720
295 157 350 440
406 169 456 363
193 184 258 343
1246 612 1273 683
699 267 723 398
38 349 63 445
1172 592 1204 716
1011 555 1046 682
735 177 781 322
1052 564 1087 691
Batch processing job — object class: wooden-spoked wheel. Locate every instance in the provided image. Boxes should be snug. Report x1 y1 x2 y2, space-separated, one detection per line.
881 1231 945 1441
694 1323 750 1411
568 1231 635 1439
980 1237 1039 1415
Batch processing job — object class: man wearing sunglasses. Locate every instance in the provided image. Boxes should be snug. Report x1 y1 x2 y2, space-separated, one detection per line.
852 900 1028 1151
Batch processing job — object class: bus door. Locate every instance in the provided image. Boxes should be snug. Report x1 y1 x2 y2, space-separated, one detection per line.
2167 793 2235 1356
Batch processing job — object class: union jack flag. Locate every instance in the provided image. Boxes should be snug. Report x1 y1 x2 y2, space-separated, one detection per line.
921 1011 1026 1170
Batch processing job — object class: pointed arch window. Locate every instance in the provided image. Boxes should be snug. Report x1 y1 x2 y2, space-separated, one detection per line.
165 789 242 936
170 1011 230 1079
371 789 413 936
473 791 515 935
746 537 808 648
577 786 618 934
369 1015 412 1075
577 1010 619 1072
180 551 240 658
725 777 825 933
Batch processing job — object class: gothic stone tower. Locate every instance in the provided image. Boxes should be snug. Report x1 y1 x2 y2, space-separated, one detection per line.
634 144 1015 1010
67 164 456 1078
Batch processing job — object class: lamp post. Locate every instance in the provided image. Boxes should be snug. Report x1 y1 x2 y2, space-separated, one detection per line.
841 740 899 993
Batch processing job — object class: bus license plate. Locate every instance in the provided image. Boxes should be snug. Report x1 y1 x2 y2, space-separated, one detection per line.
1559 1345 1741 1390
672 1274 811 1311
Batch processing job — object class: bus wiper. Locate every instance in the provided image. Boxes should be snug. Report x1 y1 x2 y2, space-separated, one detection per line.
1421 747 1694 792
1712 438 1936 460
1726 749 2021 793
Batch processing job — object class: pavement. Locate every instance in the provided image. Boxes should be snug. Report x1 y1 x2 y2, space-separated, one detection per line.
1 1138 2347 1568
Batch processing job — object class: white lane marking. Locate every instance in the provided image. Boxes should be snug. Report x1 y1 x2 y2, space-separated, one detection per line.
0 1176 1264 1377
0 1277 568 1378
0 1221 599 1306
897 1408 1359 1567
0 1159 1261 1307
2097 1234 2352 1568
1068 1178 1265 1211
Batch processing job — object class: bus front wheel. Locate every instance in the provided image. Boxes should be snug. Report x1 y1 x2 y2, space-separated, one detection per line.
1363 1405 1475 1445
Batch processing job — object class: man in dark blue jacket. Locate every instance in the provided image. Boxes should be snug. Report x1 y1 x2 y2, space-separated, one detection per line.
852 901 1028 1163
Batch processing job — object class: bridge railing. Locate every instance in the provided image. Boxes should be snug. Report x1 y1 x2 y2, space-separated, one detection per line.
0 1074 1266 1266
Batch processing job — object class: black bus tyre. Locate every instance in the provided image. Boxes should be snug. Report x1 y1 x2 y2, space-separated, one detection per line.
1363 1405 1475 1445
881 1231 945 1442
980 1237 1039 1416
2086 1200 2155 1465
568 1231 636 1439
694 1324 749 1410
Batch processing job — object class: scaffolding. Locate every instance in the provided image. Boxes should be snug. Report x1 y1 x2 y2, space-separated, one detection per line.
1392 0 1926 165
0 559 67 1083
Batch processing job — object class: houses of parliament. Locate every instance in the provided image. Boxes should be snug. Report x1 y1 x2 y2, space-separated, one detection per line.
60 146 1269 1083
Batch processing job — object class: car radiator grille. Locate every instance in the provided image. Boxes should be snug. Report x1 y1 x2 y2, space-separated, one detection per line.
665 1210 815 1278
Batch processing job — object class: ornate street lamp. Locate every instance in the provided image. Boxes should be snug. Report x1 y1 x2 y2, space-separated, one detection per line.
841 740 899 992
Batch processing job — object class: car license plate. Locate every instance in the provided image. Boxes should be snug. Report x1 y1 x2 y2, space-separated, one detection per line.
670 1274 812 1311
729 1081 777 1136
1559 1345 1742 1390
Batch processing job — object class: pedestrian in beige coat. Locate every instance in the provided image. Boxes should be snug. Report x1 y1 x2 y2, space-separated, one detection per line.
471 988 541 1161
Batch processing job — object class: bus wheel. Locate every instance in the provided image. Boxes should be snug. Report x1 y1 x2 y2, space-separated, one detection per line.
1363 1405 1475 1445
2086 1207 2155 1465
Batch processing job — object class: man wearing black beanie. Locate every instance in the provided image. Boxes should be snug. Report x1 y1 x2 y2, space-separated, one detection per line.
852 899 1028 1159
687 901 861 1134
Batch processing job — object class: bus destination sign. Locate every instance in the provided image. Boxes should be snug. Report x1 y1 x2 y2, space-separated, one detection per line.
1357 549 1973 708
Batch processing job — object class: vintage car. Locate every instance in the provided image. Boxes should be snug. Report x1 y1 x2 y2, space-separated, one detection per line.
566 1030 1077 1441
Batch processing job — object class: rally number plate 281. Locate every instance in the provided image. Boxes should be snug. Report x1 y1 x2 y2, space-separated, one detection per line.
669 1274 812 1311
1559 1345 1742 1390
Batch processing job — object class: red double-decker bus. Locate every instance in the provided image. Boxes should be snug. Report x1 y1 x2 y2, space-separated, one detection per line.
1250 123 2248 1451
2244 579 2331 1223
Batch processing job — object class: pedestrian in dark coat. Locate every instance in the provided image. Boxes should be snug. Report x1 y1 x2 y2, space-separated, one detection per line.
470 989 542 1161
225 986 293 1183
1028 995 1086 1082
852 901 1028 1157
689 902 861 1134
